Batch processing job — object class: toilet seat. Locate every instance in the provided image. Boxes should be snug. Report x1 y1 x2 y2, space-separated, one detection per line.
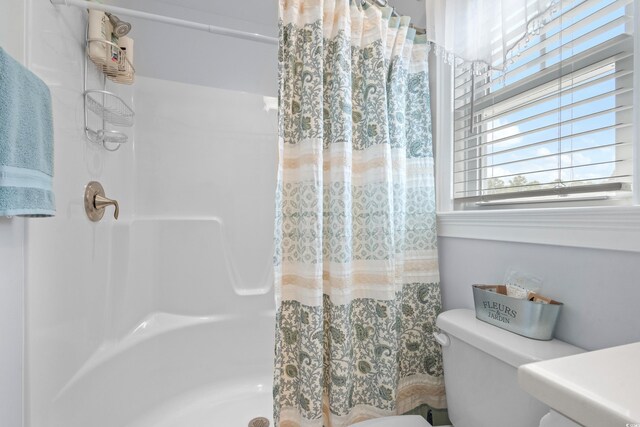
351 415 432 427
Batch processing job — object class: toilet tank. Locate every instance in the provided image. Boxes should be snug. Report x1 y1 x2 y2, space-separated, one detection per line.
436 309 583 427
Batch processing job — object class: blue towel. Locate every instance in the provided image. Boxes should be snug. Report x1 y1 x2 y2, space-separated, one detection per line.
0 47 55 217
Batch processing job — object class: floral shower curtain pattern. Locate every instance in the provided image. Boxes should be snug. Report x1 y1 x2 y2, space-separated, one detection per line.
273 1 445 425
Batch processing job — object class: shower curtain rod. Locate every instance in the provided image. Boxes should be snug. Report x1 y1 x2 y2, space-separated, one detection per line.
366 0 426 33
49 0 278 45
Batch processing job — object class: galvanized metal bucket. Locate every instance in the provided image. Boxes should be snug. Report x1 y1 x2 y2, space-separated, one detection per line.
472 285 563 340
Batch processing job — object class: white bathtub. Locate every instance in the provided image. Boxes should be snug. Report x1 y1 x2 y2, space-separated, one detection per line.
28 219 275 427
50 311 275 427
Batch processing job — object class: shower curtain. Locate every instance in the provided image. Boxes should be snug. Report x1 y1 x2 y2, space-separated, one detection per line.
273 1 445 425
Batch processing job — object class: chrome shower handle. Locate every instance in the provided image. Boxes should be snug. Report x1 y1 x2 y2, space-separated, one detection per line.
94 194 119 219
84 181 120 221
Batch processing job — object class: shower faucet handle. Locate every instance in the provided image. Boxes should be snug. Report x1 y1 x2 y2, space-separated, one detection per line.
84 181 120 221
94 194 120 220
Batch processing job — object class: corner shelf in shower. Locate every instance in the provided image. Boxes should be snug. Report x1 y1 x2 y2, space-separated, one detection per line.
84 36 136 151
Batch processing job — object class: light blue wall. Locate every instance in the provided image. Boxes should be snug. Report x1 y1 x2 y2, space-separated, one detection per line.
0 219 24 427
0 1 25 426
438 236 640 351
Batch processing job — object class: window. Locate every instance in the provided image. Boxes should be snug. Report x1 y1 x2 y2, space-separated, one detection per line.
452 0 634 208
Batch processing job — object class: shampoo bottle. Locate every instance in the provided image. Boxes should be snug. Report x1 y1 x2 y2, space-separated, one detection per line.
116 36 134 84
105 30 120 75
88 9 113 64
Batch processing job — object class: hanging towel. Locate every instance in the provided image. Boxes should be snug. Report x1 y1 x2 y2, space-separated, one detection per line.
0 47 55 217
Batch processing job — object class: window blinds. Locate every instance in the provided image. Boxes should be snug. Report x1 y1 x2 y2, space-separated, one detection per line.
453 0 634 204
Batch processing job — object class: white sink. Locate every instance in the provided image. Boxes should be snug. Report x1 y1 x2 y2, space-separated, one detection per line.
518 342 640 426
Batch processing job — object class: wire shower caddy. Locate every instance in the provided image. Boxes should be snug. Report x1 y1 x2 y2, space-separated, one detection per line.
83 30 135 151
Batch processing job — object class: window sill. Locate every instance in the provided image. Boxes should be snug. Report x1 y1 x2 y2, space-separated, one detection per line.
436 206 640 253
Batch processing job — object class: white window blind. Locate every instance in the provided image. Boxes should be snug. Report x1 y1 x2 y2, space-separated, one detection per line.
453 0 634 206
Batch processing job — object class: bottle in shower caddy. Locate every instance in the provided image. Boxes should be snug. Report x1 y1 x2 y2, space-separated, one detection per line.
87 9 134 84
107 32 121 73
115 36 135 84
88 9 119 67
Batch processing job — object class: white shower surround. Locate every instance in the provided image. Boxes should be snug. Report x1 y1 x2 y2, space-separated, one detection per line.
25 2 278 426
42 216 277 427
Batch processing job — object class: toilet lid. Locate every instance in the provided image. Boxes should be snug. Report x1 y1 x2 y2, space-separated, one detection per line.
351 415 432 427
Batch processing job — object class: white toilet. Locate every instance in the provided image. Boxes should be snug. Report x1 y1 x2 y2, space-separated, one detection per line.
353 309 584 427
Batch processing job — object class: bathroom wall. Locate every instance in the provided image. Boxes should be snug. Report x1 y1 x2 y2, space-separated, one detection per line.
0 220 24 427
109 0 279 95
438 237 640 351
0 1 26 427
107 0 427 95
